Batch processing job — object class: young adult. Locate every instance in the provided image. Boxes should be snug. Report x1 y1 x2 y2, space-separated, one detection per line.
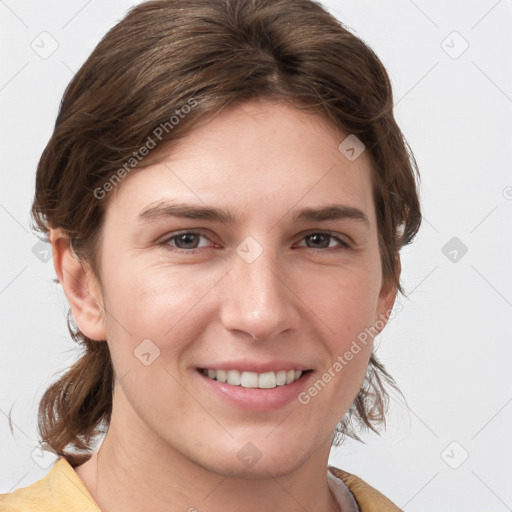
1 1 421 510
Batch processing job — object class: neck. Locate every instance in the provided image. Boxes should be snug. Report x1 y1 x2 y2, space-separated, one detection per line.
74 393 340 512
75 436 340 512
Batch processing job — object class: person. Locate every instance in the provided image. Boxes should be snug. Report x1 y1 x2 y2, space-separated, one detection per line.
0 0 421 510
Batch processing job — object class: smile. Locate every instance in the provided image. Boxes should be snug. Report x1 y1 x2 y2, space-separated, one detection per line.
199 368 306 389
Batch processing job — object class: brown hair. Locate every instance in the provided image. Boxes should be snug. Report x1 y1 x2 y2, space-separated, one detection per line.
30 0 421 466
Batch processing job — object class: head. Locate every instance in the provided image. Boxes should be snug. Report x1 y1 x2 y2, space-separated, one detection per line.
32 0 421 470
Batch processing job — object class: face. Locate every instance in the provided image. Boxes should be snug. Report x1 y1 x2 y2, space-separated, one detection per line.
88 98 396 477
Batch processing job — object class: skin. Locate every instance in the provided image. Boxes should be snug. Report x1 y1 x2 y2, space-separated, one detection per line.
51 97 398 512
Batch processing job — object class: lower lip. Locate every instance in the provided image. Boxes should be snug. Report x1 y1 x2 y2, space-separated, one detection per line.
197 370 313 412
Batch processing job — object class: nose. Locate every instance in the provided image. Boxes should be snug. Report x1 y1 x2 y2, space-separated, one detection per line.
219 243 301 342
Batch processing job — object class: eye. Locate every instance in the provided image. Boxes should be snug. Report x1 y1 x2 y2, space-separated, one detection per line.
297 232 350 251
159 230 350 255
160 231 213 253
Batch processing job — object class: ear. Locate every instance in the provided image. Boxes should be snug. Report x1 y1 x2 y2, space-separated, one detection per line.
373 255 401 335
49 228 107 341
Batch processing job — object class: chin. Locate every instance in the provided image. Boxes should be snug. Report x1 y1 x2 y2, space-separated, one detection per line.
192 436 316 479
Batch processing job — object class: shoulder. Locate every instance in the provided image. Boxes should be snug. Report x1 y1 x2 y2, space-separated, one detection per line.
328 465 403 512
0 457 101 512
0 467 55 512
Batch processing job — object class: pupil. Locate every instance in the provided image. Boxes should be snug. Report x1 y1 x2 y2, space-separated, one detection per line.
178 233 197 248
309 234 328 248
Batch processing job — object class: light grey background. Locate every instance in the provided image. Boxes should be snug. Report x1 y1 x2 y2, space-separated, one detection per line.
1 1 511 510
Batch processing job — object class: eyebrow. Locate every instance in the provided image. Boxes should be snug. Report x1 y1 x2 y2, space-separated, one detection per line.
138 201 370 228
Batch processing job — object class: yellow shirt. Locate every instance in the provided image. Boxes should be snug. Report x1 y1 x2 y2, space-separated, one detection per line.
0 457 402 511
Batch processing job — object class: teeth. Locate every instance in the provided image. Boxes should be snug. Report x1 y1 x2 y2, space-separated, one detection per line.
240 371 258 388
258 371 276 389
203 369 304 388
227 369 241 386
276 370 287 386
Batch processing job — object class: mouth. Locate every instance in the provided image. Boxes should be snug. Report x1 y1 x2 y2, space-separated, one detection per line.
196 365 314 411
198 368 312 389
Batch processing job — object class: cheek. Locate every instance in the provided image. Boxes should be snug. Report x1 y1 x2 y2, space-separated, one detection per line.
98 263 202 416
309 264 381 343
100 249 382 352
100 259 219 341
303 265 379 406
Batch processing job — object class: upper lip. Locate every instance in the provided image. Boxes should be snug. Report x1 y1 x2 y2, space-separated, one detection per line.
197 360 312 373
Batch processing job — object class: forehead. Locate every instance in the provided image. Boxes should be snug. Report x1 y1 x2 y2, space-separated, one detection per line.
107 98 376 227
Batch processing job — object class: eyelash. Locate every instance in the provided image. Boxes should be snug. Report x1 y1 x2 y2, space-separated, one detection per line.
159 230 350 254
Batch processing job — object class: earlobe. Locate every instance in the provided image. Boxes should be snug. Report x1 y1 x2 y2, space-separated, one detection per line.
49 229 107 341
